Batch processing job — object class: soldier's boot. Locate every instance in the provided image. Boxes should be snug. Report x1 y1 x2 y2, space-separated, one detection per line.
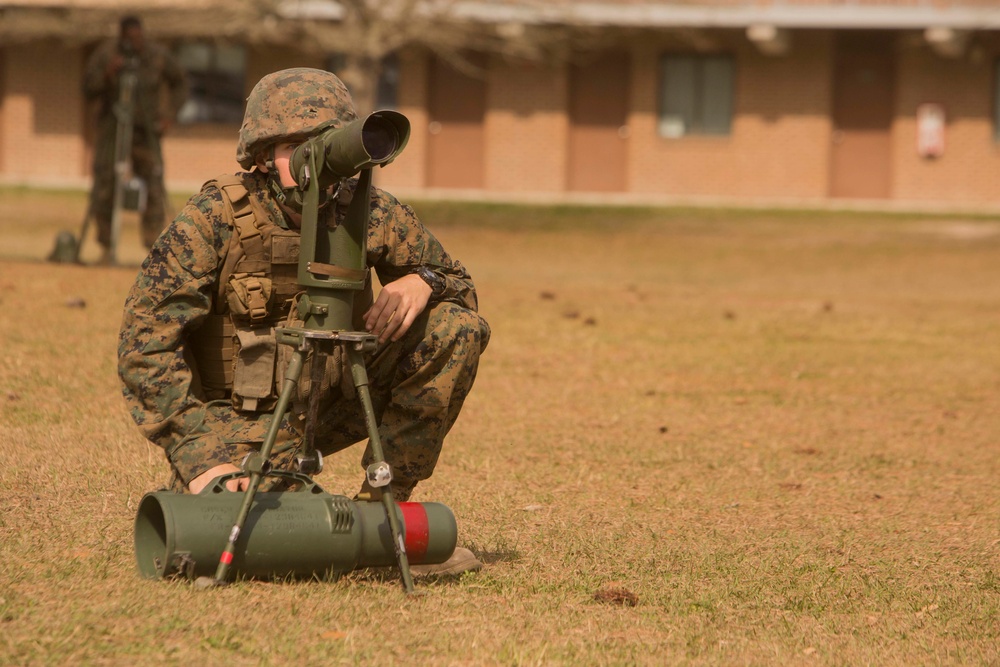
97 246 113 266
355 477 417 503
410 547 482 577
353 479 482 576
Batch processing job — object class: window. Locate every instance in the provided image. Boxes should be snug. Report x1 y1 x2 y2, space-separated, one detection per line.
376 53 400 110
325 53 401 110
175 42 246 125
659 54 734 138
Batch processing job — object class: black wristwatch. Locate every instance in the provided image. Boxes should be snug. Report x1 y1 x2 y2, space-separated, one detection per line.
413 266 446 297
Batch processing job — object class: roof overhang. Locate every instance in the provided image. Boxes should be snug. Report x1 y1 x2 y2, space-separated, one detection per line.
8 1 1000 31
447 2 1000 31
4 1 1000 50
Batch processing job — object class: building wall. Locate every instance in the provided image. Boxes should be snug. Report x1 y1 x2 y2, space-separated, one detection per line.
892 37 1000 203
1 41 87 186
629 31 834 201
160 125 240 192
162 46 326 195
485 57 569 193
372 50 573 195
162 45 428 195
0 49 6 174
1 32 999 208
377 47 428 191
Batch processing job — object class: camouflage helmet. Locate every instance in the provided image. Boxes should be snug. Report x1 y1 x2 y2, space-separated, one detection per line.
236 68 358 169
47 230 80 264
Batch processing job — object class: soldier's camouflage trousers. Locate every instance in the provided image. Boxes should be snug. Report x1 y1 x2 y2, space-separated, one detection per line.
169 301 491 500
90 120 167 249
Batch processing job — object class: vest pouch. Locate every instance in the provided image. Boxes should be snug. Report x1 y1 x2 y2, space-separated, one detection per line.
232 326 278 413
227 274 273 323
269 230 303 310
187 314 235 400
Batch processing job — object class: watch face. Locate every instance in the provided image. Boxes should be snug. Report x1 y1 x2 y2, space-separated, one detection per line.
420 267 443 294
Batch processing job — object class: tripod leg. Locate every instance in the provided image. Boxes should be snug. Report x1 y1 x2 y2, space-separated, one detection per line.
297 339 325 474
74 205 92 264
210 347 306 585
346 344 415 594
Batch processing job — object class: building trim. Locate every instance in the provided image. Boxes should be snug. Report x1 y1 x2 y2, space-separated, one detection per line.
451 2 1000 30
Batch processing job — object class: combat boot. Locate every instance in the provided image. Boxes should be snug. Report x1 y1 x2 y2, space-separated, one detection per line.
355 477 416 503
410 547 482 577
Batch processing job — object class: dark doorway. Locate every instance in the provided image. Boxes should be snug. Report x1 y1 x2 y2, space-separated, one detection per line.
426 55 487 189
568 54 630 192
830 32 896 199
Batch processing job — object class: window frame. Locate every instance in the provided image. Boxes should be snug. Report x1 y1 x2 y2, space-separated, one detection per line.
658 52 736 139
174 40 247 127
324 52 402 111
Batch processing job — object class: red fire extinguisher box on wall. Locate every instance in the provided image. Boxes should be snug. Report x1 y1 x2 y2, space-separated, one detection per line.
917 103 946 159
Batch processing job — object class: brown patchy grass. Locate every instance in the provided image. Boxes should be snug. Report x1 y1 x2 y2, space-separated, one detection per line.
1 187 998 665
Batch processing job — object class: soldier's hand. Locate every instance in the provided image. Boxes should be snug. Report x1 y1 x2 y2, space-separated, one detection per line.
188 464 248 494
364 274 431 344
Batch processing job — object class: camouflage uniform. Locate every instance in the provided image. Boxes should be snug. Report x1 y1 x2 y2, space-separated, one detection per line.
118 69 489 500
83 36 188 249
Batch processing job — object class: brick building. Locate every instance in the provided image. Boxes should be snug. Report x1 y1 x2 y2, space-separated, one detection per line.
2 0 1000 207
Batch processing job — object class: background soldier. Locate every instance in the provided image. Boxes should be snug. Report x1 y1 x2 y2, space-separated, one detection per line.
118 68 490 576
83 15 188 262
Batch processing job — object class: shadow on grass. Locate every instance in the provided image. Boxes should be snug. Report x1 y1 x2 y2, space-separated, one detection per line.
344 544 520 587
474 546 521 566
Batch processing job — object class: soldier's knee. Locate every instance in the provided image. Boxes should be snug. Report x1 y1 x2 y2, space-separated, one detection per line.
477 315 491 353
428 303 490 355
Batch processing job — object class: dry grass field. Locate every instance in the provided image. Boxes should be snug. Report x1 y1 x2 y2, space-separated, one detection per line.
1 187 998 666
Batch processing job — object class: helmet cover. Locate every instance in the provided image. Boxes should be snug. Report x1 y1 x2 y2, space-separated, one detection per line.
236 68 358 169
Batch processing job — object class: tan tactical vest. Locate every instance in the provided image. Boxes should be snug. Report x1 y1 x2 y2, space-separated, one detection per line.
186 173 371 413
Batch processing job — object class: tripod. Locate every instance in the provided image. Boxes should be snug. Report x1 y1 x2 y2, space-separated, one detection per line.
107 52 139 266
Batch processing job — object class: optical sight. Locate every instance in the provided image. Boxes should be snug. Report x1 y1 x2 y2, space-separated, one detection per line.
290 110 410 192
